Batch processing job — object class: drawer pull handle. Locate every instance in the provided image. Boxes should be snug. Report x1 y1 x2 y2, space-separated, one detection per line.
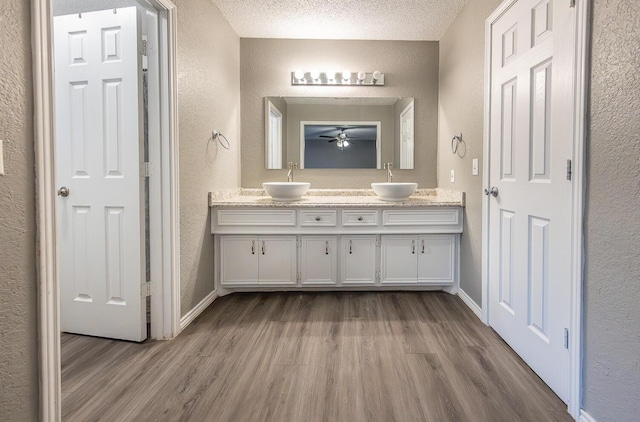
357 216 364 221
325 241 329 255
251 240 255 255
422 239 425 254
412 240 416 254
349 240 353 254
315 216 321 222
261 240 265 255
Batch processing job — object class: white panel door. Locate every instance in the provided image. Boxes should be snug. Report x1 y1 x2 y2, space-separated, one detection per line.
487 0 575 401
341 236 377 285
54 7 146 341
399 101 414 169
300 236 337 285
380 236 418 284
258 236 298 285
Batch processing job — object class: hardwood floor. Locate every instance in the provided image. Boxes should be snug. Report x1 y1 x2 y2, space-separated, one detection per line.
61 292 571 421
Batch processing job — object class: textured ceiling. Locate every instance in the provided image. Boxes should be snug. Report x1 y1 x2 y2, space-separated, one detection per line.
209 0 468 41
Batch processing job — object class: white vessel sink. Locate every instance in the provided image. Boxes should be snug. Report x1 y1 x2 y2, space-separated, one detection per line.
371 182 418 201
263 182 311 201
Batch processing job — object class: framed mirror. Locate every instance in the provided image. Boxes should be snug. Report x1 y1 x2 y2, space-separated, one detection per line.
265 96 415 169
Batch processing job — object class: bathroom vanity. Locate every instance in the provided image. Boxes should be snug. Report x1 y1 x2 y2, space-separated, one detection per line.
209 189 464 296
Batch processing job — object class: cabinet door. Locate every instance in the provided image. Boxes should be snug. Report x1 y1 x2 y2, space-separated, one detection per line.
417 235 455 284
380 236 418 284
220 236 259 286
300 236 337 285
258 236 298 285
341 236 377 285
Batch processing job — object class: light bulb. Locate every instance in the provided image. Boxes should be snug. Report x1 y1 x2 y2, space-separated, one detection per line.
343 140 350 147
310 70 320 81
357 71 366 82
372 70 382 84
342 70 351 83
326 70 335 81
294 70 305 81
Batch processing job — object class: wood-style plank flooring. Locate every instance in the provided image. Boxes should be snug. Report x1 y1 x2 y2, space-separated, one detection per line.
61 292 571 421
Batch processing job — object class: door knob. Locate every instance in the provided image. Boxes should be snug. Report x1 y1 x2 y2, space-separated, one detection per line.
484 186 499 197
57 186 70 197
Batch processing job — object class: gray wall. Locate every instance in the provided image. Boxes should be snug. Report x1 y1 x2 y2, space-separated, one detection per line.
173 0 241 316
241 39 439 188
0 1 39 421
583 0 640 420
438 0 502 303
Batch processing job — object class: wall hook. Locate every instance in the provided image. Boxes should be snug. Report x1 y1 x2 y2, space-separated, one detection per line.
451 133 462 154
212 130 231 150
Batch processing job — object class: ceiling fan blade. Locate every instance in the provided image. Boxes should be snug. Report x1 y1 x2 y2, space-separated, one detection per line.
328 139 337 142
319 135 335 138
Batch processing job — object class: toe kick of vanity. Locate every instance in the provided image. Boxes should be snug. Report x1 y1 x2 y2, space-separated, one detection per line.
209 191 464 295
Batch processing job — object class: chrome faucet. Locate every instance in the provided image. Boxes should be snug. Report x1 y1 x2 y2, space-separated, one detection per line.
287 162 298 182
384 162 394 183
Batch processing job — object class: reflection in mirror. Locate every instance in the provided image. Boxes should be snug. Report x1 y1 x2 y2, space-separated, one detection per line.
265 97 414 170
302 122 380 169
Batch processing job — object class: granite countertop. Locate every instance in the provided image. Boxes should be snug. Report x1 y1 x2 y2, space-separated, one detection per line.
208 188 465 208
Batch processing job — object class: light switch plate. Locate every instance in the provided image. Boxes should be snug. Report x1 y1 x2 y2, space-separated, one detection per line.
0 140 4 176
472 158 479 176
450 169 455 183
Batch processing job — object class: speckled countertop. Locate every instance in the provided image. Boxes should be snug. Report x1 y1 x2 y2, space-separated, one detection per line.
209 188 464 208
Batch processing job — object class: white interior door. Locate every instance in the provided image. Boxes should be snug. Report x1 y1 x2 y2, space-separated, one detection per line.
487 0 576 401
399 101 414 169
54 7 146 342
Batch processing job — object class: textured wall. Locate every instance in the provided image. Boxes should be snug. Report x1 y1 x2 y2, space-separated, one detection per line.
0 1 39 420
583 0 640 420
241 39 439 188
437 0 502 304
174 0 241 316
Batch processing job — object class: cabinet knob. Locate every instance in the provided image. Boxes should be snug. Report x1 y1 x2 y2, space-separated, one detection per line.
315 216 321 221
412 240 416 254
357 216 364 221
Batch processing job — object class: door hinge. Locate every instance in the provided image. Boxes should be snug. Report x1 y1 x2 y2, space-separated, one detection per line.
142 162 151 178
564 328 569 349
143 281 151 297
141 39 149 56
566 159 572 181
570 0 576 8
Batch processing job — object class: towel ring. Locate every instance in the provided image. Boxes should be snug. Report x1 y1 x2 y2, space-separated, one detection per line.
212 130 231 150
451 133 462 154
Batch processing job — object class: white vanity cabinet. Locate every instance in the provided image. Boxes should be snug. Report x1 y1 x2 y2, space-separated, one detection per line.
299 236 338 285
211 202 463 295
380 235 456 285
219 235 297 286
341 235 378 285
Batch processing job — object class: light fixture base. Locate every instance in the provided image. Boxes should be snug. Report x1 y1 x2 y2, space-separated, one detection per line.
291 71 385 86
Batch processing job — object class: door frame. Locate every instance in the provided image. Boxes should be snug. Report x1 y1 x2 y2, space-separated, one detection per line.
481 0 590 418
31 0 180 420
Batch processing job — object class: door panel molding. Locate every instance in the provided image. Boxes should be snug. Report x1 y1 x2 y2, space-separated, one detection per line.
31 0 179 420
482 0 590 418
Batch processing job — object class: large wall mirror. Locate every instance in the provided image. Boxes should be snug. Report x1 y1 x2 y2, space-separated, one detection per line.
265 96 415 169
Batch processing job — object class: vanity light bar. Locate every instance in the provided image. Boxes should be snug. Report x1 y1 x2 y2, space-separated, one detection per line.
291 70 384 86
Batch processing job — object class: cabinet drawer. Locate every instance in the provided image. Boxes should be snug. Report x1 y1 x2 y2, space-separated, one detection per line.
342 210 378 226
300 210 337 226
217 209 296 226
382 209 460 226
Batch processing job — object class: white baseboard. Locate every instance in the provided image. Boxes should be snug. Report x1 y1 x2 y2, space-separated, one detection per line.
180 290 217 330
456 288 483 321
579 410 596 422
